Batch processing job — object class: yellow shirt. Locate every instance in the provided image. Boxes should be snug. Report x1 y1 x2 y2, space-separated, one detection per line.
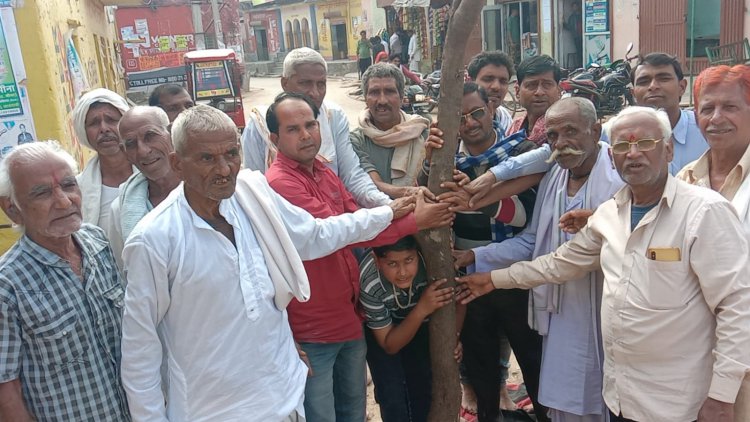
677 144 750 200
490 175 750 421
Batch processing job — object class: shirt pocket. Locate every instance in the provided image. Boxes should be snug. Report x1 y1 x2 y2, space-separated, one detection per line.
641 258 696 310
28 309 89 372
102 284 125 309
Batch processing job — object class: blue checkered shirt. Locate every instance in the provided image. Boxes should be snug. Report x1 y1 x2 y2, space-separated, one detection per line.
0 224 130 421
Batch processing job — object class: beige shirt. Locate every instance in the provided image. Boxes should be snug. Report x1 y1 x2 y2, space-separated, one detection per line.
490 175 750 421
677 143 750 200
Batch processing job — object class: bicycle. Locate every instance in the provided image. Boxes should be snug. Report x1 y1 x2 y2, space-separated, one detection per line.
502 78 524 118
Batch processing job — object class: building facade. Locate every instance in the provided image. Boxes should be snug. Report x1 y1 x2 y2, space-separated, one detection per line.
0 0 127 252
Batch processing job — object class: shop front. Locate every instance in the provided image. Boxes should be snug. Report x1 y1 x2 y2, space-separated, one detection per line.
315 1 350 60
481 0 540 66
246 9 283 62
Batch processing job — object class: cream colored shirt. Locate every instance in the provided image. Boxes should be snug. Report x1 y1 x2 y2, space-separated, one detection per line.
489 175 750 421
677 143 750 200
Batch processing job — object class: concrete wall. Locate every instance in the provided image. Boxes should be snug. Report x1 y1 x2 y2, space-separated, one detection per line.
611 0 639 58
14 0 123 166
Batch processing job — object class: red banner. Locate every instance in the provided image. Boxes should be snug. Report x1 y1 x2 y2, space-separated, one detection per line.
115 6 196 74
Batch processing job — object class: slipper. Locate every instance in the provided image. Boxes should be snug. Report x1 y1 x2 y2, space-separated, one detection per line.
516 397 532 409
460 406 478 422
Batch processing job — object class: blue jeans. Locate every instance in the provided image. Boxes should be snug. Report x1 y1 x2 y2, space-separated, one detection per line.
299 338 367 422
365 323 432 422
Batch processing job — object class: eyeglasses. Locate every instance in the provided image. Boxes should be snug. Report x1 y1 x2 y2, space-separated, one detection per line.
610 138 662 155
460 107 487 125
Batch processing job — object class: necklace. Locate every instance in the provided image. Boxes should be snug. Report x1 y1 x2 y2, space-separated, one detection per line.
392 281 414 310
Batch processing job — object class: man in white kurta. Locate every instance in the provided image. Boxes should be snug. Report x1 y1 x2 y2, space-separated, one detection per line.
120 105 410 421
470 98 624 421
241 47 389 209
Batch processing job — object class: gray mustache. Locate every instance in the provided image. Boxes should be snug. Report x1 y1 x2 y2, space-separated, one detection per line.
546 147 585 163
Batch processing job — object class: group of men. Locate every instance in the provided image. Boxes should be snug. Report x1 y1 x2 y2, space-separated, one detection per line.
1 40 750 422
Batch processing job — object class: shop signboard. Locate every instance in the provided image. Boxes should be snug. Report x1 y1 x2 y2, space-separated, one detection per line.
115 6 196 89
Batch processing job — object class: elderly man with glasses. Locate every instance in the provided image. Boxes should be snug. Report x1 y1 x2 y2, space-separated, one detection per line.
460 106 750 422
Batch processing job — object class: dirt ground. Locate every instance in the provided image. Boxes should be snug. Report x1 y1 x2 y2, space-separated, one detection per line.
366 354 524 421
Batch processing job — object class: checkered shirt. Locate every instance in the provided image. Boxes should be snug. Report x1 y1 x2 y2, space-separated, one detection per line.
0 224 130 421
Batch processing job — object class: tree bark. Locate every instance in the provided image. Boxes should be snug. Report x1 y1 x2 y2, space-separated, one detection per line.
415 1 485 421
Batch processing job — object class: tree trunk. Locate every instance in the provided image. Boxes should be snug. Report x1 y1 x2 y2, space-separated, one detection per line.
415 1 485 421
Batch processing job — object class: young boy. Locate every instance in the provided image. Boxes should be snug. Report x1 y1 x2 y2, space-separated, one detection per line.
359 236 463 422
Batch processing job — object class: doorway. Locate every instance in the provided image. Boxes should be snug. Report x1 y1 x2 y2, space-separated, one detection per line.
556 0 583 69
482 6 503 51
481 1 539 67
331 23 348 60
256 27 269 61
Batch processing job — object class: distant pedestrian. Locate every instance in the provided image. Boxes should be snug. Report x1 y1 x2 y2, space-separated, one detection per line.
407 30 421 73
379 35 389 55
371 36 385 62
358 31 373 79
390 30 403 61
399 30 410 64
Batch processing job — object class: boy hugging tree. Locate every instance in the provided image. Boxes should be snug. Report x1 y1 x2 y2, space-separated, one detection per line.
359 236 464 422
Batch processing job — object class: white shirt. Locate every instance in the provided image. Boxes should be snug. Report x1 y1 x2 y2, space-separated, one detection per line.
121 181 394 421
408 35 420 61
489 176 750 421
97 185 120 235
494 106 513 134
390 33 402 54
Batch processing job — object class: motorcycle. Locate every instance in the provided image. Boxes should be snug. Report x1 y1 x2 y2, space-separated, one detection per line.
402 84 437 117
560 42 637 118
421 70 441 101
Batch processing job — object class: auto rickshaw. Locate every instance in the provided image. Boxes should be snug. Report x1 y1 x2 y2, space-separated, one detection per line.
184 49 245 130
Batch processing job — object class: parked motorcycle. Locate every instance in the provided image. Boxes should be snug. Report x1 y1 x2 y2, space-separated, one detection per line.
421 70 441 101
402 84 437 116
560 42 637 118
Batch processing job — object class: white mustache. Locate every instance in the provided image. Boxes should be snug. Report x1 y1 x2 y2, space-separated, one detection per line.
546 147 585 163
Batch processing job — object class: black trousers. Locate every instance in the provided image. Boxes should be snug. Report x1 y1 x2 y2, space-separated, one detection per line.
358 58 372 78
365 323 432 422
461 288 549 422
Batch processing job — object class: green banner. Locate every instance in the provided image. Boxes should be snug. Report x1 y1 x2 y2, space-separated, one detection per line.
0 18 21 116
